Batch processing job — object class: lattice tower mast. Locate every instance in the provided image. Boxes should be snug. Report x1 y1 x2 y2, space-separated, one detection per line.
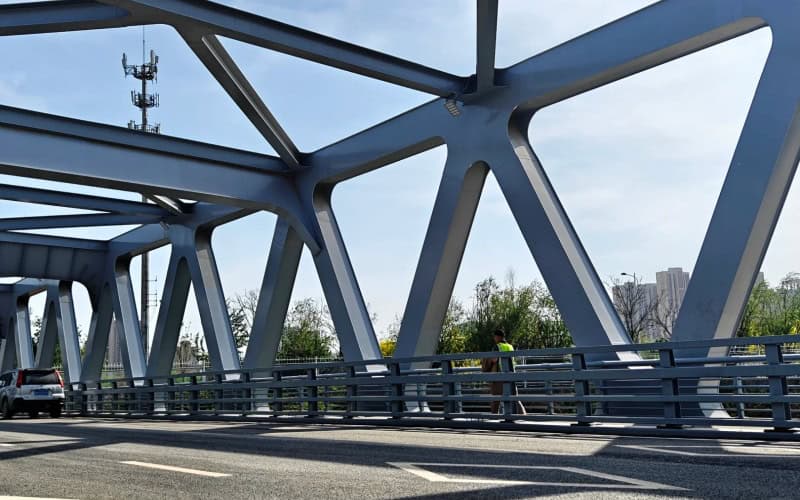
122 30 160 357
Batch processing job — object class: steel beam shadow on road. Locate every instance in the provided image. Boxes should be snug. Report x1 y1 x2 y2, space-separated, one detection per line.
4 419 800 498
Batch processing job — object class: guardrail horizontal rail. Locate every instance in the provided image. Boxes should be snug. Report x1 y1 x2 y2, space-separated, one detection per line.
65 335 800 432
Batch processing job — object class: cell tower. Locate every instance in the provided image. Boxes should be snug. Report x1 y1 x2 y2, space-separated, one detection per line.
122 34 160 357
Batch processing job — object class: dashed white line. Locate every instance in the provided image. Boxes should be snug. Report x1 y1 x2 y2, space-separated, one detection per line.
120 461 230 477
388 462 687 490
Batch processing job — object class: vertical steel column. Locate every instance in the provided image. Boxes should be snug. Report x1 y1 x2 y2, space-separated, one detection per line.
674 35 800 352
395 159 487 359
14 300 34 369
243 219 303 370
187 230 240 373
81 286 114 383
53 282 83 384
312 190 382 363
34 300 59 369
146 251 191 377
110 259 147 379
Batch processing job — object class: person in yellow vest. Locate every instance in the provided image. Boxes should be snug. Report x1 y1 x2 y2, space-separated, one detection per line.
487 329 527 415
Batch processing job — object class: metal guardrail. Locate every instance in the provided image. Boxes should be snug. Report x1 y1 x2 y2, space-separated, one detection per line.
64 335 800 431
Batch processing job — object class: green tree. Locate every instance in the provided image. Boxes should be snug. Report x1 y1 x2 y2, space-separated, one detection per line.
738 273 800 337
278 298 336 360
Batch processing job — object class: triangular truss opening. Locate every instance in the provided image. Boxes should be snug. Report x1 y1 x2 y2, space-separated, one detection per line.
528 28 771 341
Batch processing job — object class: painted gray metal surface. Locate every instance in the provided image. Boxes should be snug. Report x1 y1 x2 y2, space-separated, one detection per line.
0 1 797 397
65 335 800 432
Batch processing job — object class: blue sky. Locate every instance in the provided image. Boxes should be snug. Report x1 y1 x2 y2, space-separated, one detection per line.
0 1 797 344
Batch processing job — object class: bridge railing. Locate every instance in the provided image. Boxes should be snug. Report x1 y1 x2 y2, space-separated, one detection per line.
64 335 800 431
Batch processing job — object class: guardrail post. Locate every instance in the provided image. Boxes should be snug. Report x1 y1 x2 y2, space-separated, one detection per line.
442 360 458 418
545 380 554 415
500 356 514 421
190 375 200 415
111 381 119 414
144 378 155 415
96 382 103 414
307 368 319 417
571 353 591 426
734 376 745 419
79 383 88 416
214 374 224 415
345 366 357 418
659 348 682 428
165 377 176 414
242 372 252 415
272 370 283 417
388 363 403 419
765 343 792 432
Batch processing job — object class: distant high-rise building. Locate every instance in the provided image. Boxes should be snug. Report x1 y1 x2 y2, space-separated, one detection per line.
654 267 690 340
105 318 123 367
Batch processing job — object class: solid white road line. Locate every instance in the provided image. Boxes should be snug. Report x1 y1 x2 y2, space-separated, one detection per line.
0 496 77 500
120 461 231 478
387 462 687 491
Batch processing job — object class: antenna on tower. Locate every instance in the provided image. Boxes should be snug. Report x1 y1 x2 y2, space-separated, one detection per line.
122 30 160 134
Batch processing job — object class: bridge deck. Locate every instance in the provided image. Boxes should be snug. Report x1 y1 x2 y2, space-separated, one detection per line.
1 419 798 499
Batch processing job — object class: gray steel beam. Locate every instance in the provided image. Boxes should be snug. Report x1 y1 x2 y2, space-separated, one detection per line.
181 32 301 168
0 330 15 371
0 0 141 36
500 1 768 107
0 106 319 247
0 231 106 251
312 190 382 363
14 301 34 369
109 259 146 379
80 284 113 382
51 282 83 383
302 101 446 185
185 230 240 373
0 183 169 216
672 33 800 353
395 157 487 359
243 218 303 370
475 0 498 93
495 128 631 351
0 105 287 174
0 213 163 231
0 111 290 205
103 0 467 98
146 251 191 377
35 301 58 369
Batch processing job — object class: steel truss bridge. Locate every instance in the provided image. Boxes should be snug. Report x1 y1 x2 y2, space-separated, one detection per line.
1 1 800 429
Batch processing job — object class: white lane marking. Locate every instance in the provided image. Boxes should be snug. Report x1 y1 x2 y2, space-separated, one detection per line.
0 443 13 447
0 496 77 500
120 461 230 478
387 462 686 491
616 444 800 457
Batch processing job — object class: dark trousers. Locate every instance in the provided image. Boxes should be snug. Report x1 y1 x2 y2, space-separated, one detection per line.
489 381 527 415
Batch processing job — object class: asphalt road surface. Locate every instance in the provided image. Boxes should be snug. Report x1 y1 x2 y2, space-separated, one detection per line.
1 417 799 499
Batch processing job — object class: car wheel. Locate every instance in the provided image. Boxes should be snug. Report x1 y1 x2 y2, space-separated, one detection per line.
1 399 13 419
49 406 62 419
28 411 38 419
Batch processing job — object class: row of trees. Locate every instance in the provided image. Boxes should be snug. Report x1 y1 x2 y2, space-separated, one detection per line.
32 270 798 368
186 272 573 362
380 274 572 356
737 273 800 337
